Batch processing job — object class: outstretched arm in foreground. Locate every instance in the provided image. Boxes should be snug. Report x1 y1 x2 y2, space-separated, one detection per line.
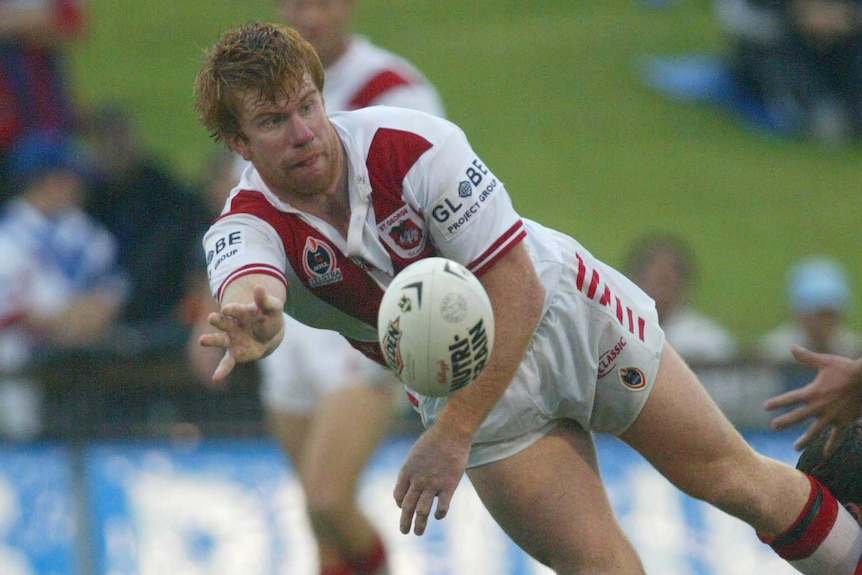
764 345 862 452
198 275 287 384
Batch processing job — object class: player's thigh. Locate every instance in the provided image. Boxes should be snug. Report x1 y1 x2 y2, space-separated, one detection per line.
467 419 643 573
300 384 394 496
267 408 313 469
619 343 806 508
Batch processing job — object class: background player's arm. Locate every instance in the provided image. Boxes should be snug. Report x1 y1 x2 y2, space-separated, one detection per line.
199 274 287 384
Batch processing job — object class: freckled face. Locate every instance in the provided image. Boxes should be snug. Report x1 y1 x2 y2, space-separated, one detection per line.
230 75 341 203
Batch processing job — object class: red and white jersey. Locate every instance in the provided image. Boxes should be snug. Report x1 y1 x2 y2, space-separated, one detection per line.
206 107 667 459
205 106 553 365
323 35 445 116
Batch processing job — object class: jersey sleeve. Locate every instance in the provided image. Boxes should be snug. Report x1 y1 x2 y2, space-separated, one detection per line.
408 126 525 276
203 213 288 302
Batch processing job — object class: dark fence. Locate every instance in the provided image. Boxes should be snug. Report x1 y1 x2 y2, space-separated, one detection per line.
2 351 815 443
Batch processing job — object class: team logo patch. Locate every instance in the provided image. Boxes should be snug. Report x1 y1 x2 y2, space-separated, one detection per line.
377 206 427 258
302 237 343 288
619 367 647 390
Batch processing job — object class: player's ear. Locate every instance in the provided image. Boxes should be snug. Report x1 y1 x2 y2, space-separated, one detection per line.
227 134 251 161
846 503 861 526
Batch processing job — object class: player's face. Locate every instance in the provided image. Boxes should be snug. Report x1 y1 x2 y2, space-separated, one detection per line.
279 0 353 67
231 75 341 202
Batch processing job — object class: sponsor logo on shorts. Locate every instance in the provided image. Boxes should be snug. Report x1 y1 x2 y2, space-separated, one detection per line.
619 367 647 390
302 237 343 288
430 158 500 240
597 336 627 378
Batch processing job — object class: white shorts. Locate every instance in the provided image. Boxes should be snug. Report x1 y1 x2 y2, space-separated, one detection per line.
259 314 397 414
413 234 665 467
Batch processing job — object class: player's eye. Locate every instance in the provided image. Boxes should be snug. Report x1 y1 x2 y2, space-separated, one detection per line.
259 114 285 128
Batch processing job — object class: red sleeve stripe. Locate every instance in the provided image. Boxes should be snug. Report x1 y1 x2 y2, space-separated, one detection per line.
348 69 412 109
467 220 526 276
216 263 287 302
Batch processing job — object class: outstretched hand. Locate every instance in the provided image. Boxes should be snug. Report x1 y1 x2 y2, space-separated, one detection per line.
764 345 862 453
198 285 285 384
393 424 471 536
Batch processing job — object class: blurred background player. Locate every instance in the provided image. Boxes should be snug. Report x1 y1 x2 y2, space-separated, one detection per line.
758 256 862 365
82 102 211 358
194 2 445 574
0 130 127 440
623 231 739 364
0 0 87 203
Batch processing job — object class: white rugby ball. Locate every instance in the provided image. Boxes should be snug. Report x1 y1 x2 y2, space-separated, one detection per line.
377 257 495 397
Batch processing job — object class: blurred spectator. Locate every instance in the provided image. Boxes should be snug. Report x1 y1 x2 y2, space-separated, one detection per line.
0 0 87 203
82 102 211 357
641 0 862 142
758 256 862 364
717 0 862 141
623 232 739 363
0 130 127 440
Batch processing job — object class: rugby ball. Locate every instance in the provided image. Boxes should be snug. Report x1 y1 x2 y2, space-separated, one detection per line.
377 257 495 397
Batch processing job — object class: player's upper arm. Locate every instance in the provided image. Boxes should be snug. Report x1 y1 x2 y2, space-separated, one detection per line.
203 213 288 301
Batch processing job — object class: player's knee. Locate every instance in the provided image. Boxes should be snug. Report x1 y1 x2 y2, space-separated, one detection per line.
304 484 355 527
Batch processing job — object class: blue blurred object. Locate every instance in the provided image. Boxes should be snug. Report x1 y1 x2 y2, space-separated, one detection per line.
639 53 799 135
9 129 84 187
787 257 850 313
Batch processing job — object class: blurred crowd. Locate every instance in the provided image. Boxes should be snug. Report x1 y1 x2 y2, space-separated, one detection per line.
641 0 862 143
0 0 859 446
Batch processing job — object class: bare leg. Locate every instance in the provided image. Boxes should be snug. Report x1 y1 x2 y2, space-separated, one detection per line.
468 419 645 574
268 383 393 574
619 343 809 535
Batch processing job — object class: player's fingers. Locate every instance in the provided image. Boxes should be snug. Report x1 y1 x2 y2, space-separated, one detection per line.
770 405 816 430
822 426 845 457
412 491 437 536
790 345 817 367
393 474 408 508
208 311 239 331
198 331 229 349
763 388 807 411
792 417 828 451
212 351 236 384
397 482 420 534
434 488 453 521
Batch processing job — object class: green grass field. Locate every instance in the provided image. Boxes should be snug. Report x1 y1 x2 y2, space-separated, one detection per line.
69 0 861 345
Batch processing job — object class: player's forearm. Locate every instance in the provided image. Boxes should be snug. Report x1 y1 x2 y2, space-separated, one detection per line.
434 246 545 439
